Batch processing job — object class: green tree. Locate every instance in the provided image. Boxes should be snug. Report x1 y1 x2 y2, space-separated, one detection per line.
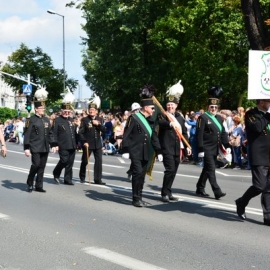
69 0 270 110
1 43 78 103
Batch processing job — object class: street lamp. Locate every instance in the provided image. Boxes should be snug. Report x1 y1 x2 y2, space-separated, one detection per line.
47 9 65 92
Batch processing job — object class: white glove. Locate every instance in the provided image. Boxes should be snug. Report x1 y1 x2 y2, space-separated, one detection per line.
157 154 163 162
226 148 231 154
24 149 31 157
198 152 204 158
122 153 130 159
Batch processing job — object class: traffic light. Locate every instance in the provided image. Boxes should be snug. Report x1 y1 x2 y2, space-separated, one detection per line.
25 95 32 112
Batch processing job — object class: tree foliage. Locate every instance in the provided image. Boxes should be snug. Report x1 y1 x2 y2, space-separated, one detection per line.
69 0 270 110
1 43 78 103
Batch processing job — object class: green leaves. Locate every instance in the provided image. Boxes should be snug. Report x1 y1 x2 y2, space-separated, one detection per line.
1 43 78 103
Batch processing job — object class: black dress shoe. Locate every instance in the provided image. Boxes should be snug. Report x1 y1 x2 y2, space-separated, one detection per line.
132 200 144 207
196 190 210 197
215 192 226 200
235 199 246 220
53 177 60 184
94 181 106 185
35 188 46 193
80 179 85 183
169 195 179 201
64 182 74 185
27 185 33 193
264 219 270 226
161 196 170 203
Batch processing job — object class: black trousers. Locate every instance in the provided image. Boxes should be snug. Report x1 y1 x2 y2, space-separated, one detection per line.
196 154 223 196
238 166 270 220
53 149 76 183
161 154 180 196
27 152 49 189
79 147 102 182
131 159 148 202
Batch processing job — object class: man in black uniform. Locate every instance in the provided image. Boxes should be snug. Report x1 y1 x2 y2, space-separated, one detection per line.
79 100 106 184
24 89 56 193
122 87 163 207
158 94 191 202
52 99 77 185
235 99 270 225
195 86 230 199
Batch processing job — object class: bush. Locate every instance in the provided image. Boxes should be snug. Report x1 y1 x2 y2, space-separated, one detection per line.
0 107 19 123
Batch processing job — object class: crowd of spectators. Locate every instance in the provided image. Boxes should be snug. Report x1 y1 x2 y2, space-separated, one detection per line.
0 105 252 170
183 106 250 170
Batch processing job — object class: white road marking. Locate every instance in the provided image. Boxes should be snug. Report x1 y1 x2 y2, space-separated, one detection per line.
82 247 167 270
0 213 10 220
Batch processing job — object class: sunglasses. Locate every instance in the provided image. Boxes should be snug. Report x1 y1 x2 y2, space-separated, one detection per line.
210 105 218 109
63 111 70 114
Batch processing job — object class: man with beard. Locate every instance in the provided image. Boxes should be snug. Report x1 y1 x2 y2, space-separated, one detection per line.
158 93 191 202
52 92 77 185
195 86 230 199
79 98 106 185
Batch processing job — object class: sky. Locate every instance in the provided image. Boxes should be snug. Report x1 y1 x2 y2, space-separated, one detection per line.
0 0 91 99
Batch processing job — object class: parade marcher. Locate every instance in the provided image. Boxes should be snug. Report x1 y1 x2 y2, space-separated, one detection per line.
24 87 56 193
195 86 230 199
122 85 163 207
52 91 77 185
158 81 191 202
78 95 106 184
126 102 142 181
0 127 7 157
235 99 270 225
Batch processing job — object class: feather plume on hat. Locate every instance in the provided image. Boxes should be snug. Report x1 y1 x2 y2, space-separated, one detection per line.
208 85 223 106
208 85 223 98
140 84 155 107
62 87 75 104
88 93 101 109
34 85 48 101
166 80 184 104
61 87 75 110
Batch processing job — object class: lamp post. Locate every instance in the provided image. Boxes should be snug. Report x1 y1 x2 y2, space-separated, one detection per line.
47 9 65 92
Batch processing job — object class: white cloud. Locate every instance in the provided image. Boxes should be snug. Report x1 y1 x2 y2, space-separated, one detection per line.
0 0 91 98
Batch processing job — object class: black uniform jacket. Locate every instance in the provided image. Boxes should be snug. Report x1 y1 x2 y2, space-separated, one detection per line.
79 115 106 150
122 112 162 160
245 107 270 166
158 112 189 156
52 116 77 150
24 115 55 153
196 112 229 155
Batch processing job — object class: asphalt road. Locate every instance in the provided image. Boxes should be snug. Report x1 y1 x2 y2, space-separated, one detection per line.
0 142 269 270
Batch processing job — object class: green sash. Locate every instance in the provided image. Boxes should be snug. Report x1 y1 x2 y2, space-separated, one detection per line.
205 111 222 132
133 113 155 180
134 113 153 137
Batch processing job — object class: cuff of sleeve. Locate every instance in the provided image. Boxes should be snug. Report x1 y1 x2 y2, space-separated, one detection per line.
198 147 204 152
50 143 58 147
155 149 162 155
24 144 30 150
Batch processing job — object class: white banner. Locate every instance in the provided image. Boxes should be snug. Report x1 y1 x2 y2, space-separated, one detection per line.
248 50 270 99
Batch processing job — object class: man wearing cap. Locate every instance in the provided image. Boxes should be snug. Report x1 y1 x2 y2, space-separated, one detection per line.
125 102 142 181
79 102 106 184
235 99 270 225
122 97 163 207
158 95 191 202
24 95 57 193
52 103 77 185
195 95 230 199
